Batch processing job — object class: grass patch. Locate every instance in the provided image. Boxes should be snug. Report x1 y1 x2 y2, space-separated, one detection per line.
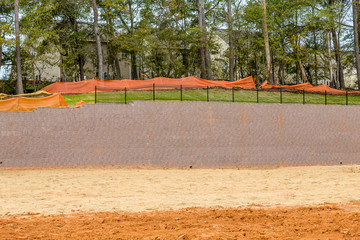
62 89 360 107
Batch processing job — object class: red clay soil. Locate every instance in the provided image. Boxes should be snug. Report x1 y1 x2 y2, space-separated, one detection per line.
1 203 360 240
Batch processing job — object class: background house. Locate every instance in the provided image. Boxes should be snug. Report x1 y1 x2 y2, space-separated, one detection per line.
33 40 131 82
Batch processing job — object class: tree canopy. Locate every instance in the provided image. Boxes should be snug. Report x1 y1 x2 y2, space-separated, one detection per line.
0 0 358 92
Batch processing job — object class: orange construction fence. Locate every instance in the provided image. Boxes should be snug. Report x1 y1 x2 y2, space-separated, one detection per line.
41 76 256 94
0 94 68 112
261 81 347 94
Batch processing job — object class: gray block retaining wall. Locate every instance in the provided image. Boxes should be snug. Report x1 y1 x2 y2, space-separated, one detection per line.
0 101 359 167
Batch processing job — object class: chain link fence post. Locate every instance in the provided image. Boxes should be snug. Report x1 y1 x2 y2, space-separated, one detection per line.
303 90 305 105
153 83 155 101
232 87 234 103
207 86 209 102
325 90 327 105
125 87 127 104
346 91 348 106
180 85 182 101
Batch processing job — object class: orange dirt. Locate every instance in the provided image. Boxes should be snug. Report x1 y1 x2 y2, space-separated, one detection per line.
1 203 360 239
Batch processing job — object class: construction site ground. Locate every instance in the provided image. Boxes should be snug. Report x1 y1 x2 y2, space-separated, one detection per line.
1 166 360 239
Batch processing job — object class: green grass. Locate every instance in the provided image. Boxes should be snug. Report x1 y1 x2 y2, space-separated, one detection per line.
62 89 360 107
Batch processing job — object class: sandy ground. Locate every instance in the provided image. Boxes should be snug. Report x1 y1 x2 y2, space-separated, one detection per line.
1 166 360 215
1 166 360 239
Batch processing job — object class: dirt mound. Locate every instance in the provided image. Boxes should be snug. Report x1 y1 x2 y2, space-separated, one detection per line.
1 204 360 239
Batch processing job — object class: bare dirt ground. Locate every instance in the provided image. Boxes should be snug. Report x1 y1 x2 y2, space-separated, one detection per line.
1 166 360 239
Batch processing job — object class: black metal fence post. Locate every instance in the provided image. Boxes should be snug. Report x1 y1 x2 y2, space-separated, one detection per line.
95 86 97 104
325 90 327 105
180 85 183 101
153 83 155 101
257 88 259 103
303 89 305 105
207 86 209 102
232 87 235 103
346 91 348 106
280 88 282 104
125 87 127 104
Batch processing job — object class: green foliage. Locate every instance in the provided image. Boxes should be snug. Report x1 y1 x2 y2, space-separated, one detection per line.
0 79 16 94
0 0 357 87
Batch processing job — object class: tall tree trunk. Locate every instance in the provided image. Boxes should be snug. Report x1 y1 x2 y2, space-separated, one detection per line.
327 0 344 89
0 28 2 71
294 7 302 84
312 6 318 85
227 0 235 82
353 0 360 89
254 52 258 76
107 57 110 80
205 46 212 80
198 0 206 79
197 0 212 80
261 0 273 84
71 15 84 82
279 38 286 85
296 64 299 84
199 43 207 79
278 63 283 85
60 53 67 82
92 0 104 80
298 60 308 83
181 50 189 75
331 29 345 89
128 0 138 80
115 58 121 79
326 30 333 86
32 61 35 91
314 33 318 85
271 52 277 83
130 51 138 79
15 0 23 94
240 61 244 79
105 11 120 80
0 41 2 72
78 54 84 81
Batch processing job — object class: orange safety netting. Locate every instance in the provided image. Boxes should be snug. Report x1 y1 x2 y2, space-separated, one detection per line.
261 81 346 94
75 101 94 107
41 76 256 94
0 94 68 112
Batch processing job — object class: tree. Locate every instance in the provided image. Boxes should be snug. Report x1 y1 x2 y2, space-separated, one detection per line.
326 29 333 86
261 0 273 84
198 0 212 80
353 0 360 88
1 0 358 89
104 0 142 80
92 0 104 80
0 38 2 71
0 0 13 73
227 0 235 81
327 0 348 89
14 0 23 94
100 2 121 79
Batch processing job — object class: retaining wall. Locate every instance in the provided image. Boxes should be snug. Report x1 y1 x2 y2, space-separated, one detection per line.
0 102 359 167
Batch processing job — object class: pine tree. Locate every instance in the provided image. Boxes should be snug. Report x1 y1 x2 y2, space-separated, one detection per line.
15 0 23 94
92 0 104 80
